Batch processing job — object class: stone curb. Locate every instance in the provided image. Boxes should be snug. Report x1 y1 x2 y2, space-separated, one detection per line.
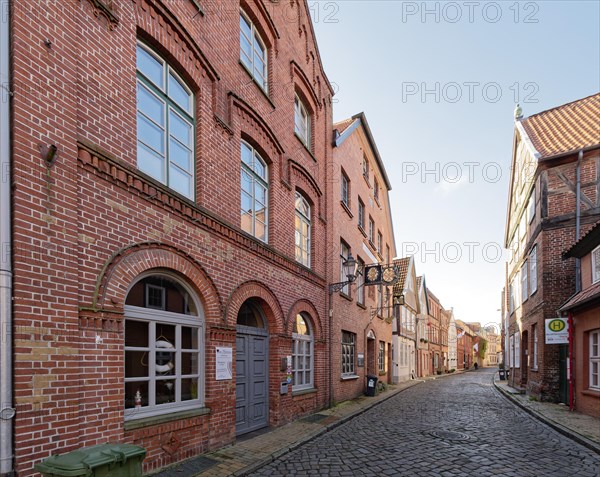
492 378 600 455
233 380 425 476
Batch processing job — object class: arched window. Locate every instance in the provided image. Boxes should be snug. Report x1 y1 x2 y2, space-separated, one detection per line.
241 141 269 242
292 313 314 391
136 42 195 199
295 192 311 267
294 94 311 147
124 274 204 419
240 10 268 91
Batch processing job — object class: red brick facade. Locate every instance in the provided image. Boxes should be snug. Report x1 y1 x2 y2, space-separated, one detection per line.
10 0 335 473
505 100 600 403
329 114 396 403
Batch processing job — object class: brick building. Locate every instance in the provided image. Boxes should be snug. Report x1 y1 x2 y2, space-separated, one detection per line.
4 0 337 474
415 276 430 377
392 257 418 382
504 94 600 403
560 221 600 418
329 113 396 403
426 287 444 375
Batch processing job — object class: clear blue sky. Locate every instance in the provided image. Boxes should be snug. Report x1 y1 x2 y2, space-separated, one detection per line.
311 1 600 326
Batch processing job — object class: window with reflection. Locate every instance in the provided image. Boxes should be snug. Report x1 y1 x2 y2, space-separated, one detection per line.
295 192 311 267
241 141 269 242
292 313 313 391
124 275 204 419
240 10 268 91
136 42 194 199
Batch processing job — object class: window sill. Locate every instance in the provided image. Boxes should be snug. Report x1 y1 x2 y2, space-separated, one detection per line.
378 371 386 376
339 291 352 302
341 374 359 381
238 60 275 109
357 302 366 310
124 406 210 431
358 225 367 238
340 200 353 218
292 387 317 397
374 196 381 208
363 174 371 188
294 133 317 162
582 389 600 397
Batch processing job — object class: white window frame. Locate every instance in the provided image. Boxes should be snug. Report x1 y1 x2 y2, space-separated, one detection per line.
362 156 369 182
292 314 314 391
341 331 356 376
378 341 385 373
294 94 311 147
357 257 365 305
514 332 521 369
590 330 600 390
358 197 365 229
509 334 514 368
240 10 268 91
341 171 350 207
530 246 538 295
377 231 383 254
593 246 600 284
124 276 205 421
528 187 536 223
532 324 538 370
369 217 375 243
241 141 269 242
521 261 528 303
509 279 515 314
136 42 195 199
295 192 311 267
340 241 351 296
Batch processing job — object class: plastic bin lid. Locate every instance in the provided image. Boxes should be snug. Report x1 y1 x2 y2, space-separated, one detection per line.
34 444 146 477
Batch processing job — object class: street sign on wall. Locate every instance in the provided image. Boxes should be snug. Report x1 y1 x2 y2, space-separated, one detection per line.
545 318 568 344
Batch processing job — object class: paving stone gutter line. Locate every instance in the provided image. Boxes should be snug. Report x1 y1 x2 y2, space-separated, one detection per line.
233 372 461 477
492 377 600 455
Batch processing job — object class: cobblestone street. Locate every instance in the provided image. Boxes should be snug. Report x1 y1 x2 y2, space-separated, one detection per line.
249 369 600 477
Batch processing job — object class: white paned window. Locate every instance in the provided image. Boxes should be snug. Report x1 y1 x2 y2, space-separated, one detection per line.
240 11 268 91
341 171 350 208
521 262 528 302
514 332 521 369
357 258 365 305
340 241 350 296
378 341 385 373
509 279 515 314
241 141 268 242
369 217 375 243
593 246 600 284
295 193 311 267
530 246 538 295
590 330 600 390
358 198 365 229
294 95 310 147
124 275 204 420
528 188 536 223
292 314 313 391
136 43 194 199
533 324 538 370
342 331 356 376
509 335 514 368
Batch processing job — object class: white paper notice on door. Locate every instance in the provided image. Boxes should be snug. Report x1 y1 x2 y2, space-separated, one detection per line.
216 347 233 380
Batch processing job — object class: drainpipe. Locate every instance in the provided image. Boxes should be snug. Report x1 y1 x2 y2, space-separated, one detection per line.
568 312 575 411
575 150 583 293
0 0 14 474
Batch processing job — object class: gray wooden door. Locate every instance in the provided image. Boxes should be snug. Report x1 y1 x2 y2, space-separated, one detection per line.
236 325 269 435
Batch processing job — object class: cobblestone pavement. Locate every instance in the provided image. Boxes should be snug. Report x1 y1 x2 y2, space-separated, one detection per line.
249 368 600 477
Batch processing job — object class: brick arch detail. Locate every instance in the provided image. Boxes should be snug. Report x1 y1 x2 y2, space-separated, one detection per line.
94 242 222 321
286 299 323 341
225 281 285 334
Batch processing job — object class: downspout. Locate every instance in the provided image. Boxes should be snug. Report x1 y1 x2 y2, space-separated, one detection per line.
0 0 14 474
569 150 583 411
328 292 333 408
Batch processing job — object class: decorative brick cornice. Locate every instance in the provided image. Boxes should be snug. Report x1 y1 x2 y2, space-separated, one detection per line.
82 0 120 29
76 141 326 289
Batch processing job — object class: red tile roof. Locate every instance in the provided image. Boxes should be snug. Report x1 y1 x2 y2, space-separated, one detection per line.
333 118 356 135
392 257 411 294
559 281 600 312
520 93 600 159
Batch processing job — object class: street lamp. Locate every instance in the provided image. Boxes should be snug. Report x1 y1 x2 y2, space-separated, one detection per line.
329 253 359 293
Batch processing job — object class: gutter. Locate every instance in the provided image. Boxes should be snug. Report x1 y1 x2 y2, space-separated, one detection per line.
0 0 14 474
